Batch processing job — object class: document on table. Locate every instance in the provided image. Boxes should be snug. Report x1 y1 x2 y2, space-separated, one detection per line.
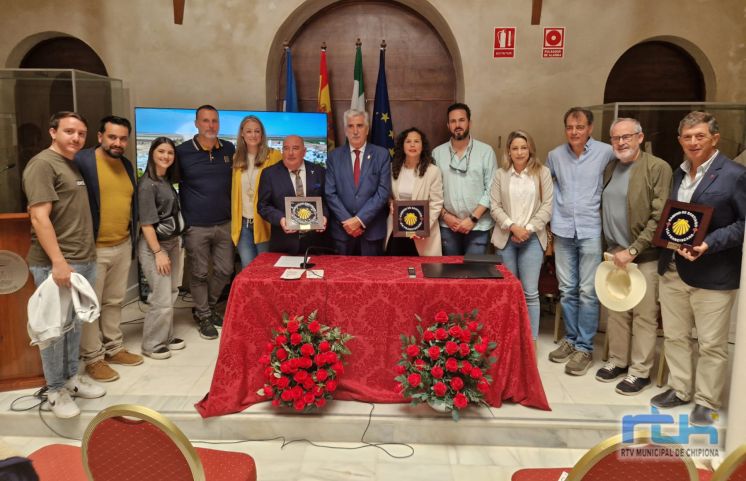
280 269 305 280
274 256 307 268
306 270 324 279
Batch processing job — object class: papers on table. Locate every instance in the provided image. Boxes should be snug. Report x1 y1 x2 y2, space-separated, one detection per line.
274 256 308 268
280 269 325 280
306 270 324 279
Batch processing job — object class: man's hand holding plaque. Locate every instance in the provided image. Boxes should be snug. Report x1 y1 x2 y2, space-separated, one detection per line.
653 199 714 258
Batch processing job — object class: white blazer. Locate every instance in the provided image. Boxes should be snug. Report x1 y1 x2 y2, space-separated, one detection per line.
386 163 444 256
27 272 100 349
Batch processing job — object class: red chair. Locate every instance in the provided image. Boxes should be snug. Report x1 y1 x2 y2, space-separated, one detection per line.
711 444 746 481
511 432 705 481
28 404 256 481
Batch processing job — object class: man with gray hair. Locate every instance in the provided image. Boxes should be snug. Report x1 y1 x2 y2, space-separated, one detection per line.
325 109 391 255
651 111 746 425
595 118 672 395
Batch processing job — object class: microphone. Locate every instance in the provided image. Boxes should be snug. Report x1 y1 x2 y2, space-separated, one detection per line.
0 163 17 174
301 245 337 269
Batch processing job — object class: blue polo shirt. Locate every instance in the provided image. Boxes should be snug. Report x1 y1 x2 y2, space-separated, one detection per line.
546 138 615 239
176 136 235 227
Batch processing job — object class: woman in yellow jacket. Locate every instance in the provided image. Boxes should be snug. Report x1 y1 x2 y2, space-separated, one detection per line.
231 115 282 268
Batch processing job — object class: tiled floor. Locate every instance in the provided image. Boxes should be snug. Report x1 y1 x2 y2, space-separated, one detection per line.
0 295 725 480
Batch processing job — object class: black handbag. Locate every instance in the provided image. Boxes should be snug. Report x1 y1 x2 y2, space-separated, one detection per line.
154 184 186 240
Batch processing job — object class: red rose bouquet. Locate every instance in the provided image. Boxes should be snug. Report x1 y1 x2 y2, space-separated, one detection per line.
394 309 497 421
257 310 352 411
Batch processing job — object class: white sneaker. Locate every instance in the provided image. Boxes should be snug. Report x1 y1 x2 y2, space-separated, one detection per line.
47 389 80 419
64 375 106 399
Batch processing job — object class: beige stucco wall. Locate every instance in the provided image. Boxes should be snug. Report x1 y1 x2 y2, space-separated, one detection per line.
0 0 744 158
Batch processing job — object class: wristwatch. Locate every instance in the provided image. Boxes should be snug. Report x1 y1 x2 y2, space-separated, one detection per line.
628 246 639 256
469 214 479 223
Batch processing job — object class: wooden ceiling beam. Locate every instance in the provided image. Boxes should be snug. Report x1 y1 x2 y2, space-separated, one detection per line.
531 0 542 25
173 0 185 25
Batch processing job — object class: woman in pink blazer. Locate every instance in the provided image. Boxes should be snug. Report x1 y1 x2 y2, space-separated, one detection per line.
490 130 553 339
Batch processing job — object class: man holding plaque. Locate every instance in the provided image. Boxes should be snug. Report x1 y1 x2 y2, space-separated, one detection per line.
325 109 391 256
257 135 328 255
595 118 672 395
652 111 746 425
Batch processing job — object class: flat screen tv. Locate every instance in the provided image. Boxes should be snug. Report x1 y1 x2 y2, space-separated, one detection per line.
133 107 328 175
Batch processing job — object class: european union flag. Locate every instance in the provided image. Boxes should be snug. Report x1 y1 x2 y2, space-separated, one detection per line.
284 47 299 112
370 47 394 157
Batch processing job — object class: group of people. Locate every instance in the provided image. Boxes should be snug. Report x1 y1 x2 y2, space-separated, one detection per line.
22 102 745 425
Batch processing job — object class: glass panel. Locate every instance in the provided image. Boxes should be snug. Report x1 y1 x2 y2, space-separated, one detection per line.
0 69 125 213
586 102 746 170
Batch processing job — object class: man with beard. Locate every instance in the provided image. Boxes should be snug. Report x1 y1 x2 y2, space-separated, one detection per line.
595 118 671 395
433 103 497 255
547 107 615 376
75 115 141 382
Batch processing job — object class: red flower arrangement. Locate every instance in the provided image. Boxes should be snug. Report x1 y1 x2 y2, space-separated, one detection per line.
257 310 352 411
394 309 497 421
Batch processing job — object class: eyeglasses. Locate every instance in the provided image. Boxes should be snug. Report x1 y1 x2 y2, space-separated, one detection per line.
448 142 473 173
610 133 640 144
679 133 712 143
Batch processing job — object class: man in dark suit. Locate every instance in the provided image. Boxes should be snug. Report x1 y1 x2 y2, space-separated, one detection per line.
651 111 746 425
257 135 328 255
325 109 391 255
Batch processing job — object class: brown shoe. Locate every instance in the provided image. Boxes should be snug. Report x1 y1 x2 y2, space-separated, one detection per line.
86 360 120 382
106 349 144 366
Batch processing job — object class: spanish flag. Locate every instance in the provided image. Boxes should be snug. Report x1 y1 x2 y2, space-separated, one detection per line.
317 47 336 151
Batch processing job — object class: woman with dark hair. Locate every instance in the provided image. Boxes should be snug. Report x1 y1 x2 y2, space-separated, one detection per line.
490 130 553 340
385 127 444 256
231 115 282 268
137 137 185 359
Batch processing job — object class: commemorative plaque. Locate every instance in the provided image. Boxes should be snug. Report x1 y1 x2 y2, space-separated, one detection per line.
653 199 714 251
393 200 430 238
284 196 324 231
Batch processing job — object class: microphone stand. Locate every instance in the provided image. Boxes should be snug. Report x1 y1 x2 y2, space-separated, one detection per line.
300 245 337 269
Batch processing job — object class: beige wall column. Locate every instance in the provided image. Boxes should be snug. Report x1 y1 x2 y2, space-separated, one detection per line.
725 230 746 452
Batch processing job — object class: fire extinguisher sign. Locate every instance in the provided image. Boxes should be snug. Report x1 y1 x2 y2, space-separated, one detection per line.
493 27 516 58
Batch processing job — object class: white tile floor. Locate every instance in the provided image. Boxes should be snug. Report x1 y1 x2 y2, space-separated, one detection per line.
0 295 724 480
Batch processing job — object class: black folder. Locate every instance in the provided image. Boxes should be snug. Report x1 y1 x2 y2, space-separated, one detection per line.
421 263 503 279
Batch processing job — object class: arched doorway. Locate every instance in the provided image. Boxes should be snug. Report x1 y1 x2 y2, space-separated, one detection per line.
604 40 706 168
269 0 459 149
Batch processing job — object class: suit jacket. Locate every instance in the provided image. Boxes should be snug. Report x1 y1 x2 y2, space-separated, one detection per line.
325 143 391 242
257 161 328 255
385 163 444 256
489 165 553 250
658 152 746 290
74 147 138 256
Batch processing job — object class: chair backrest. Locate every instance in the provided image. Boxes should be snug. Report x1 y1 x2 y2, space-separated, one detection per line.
712 444 746 481
567 432 698 481
82 404 205 481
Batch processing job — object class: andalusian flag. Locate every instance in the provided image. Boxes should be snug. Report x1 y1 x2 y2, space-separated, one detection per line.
284 46 299 112
350 43 365 112
317 47 336 151
370 46 394 157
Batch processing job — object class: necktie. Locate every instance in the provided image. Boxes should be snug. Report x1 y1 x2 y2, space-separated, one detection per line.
292 169 304 196
353 149 361 187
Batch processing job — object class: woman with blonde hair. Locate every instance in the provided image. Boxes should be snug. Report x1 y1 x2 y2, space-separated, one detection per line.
231 115 282 268
490 130 553 340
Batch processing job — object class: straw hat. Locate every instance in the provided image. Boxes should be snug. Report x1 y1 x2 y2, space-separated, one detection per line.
594 253 647 312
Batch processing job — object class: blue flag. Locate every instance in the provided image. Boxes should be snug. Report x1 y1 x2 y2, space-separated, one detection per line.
284 47 299 112
370 47 394 156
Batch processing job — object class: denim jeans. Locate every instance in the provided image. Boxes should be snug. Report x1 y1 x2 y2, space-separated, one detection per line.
138 237 182 355
497 234 543 339
553 235 602 352
236 219 269 269
29 262 97 392
440 227 489 256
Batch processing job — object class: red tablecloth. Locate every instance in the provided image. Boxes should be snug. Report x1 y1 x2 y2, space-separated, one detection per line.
196 254 550 417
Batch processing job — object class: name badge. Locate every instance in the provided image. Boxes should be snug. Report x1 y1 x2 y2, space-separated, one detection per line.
77 180 86 186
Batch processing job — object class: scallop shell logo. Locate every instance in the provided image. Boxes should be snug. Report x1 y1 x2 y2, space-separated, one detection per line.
671 218 691 236
296 207 313 221
403 212 419 227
